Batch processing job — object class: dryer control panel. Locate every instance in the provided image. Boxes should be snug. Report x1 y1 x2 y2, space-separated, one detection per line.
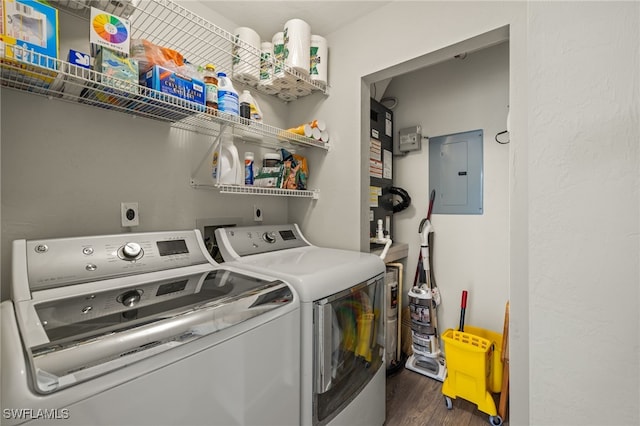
216 224 310 259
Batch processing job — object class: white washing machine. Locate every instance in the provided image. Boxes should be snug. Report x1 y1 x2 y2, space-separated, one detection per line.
215 224 386 426
1 230 300 426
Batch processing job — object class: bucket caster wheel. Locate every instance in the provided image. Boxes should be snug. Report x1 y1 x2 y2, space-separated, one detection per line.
489 415 503 426
444 396 453 410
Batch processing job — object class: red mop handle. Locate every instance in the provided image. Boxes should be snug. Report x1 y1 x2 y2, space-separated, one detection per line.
459 290 468 332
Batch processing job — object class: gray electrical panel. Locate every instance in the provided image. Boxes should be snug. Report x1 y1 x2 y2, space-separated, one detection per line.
429 129 483 215
395 125 422 154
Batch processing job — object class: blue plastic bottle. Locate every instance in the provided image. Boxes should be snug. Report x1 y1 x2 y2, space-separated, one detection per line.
244 152 255 185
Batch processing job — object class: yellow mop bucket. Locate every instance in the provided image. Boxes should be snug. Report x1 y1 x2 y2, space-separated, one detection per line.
462 325 503 393
441 328 498 418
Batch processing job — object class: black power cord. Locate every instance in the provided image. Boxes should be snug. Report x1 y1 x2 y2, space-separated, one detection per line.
380 187 412 213
495 130 510 144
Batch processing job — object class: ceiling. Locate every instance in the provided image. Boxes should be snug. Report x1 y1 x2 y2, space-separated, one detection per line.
197 1 393 40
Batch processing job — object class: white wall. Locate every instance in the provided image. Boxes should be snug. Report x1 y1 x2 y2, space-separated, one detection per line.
527 3 639 425
384 42 510 335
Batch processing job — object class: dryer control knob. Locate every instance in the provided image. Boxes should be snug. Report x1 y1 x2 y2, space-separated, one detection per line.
262 232 276 243
122 242 143 259
119 290 142 307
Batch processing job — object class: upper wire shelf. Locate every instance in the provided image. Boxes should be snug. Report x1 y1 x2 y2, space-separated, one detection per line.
189 181 319 199
54 0 329 98
0 43 329 150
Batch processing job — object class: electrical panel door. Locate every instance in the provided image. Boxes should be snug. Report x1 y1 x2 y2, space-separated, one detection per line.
429 129 483 215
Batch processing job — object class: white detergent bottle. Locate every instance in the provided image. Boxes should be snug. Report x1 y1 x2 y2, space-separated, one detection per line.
216 72 239 116
212 133 242 185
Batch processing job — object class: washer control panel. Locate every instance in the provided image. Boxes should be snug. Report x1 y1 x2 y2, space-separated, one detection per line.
216 224 310 259
24 230 210 291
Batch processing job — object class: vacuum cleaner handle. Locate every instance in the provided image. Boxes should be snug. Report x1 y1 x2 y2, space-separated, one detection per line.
419 218 428 234
413 190 437 287
426 189 436 220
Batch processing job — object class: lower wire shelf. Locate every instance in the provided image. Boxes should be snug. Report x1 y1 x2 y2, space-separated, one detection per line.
190 180 320 199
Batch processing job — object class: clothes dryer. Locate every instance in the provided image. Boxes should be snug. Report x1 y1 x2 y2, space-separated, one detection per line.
215 224 386 426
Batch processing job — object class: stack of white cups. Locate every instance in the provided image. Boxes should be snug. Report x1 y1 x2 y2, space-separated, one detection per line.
286 119 329 143
311 119 329 143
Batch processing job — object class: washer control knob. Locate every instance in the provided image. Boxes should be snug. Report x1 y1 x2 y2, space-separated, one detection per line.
119 290 142 307
122 242 142 259
262 232 277 244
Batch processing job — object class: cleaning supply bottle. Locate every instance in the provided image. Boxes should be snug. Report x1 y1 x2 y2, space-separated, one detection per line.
212 133 242 185
239 89 263 123
244 151 255 185
239 90 252 120
203 64 218 112
249 94 263 122
216 72 239 116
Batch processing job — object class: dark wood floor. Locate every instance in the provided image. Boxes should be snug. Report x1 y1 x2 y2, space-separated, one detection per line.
385 367 508 426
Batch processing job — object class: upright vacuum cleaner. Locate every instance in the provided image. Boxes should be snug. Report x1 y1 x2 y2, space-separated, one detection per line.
405 190 447 381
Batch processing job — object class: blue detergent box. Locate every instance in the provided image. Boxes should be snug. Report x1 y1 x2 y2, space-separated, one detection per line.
143 64 205 107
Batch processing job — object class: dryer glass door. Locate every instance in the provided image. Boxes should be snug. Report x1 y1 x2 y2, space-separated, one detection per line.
313 273 384 425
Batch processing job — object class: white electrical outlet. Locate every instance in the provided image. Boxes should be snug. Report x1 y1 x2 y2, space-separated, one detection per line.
253 205 263 222
121 202 139 227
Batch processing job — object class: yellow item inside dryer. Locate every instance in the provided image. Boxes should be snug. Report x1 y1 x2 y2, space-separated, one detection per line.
334 291 375 363
356 312 374 361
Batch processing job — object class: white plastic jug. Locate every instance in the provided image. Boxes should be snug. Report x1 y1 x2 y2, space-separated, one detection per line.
216 72 239 116
212 133 242 185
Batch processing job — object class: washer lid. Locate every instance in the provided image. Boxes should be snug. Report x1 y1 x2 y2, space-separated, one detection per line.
15 269 294 395
227 246 385 301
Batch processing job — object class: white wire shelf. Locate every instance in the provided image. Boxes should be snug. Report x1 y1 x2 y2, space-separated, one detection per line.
190 180 319 199
0 43 329 150
54 0 329 98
